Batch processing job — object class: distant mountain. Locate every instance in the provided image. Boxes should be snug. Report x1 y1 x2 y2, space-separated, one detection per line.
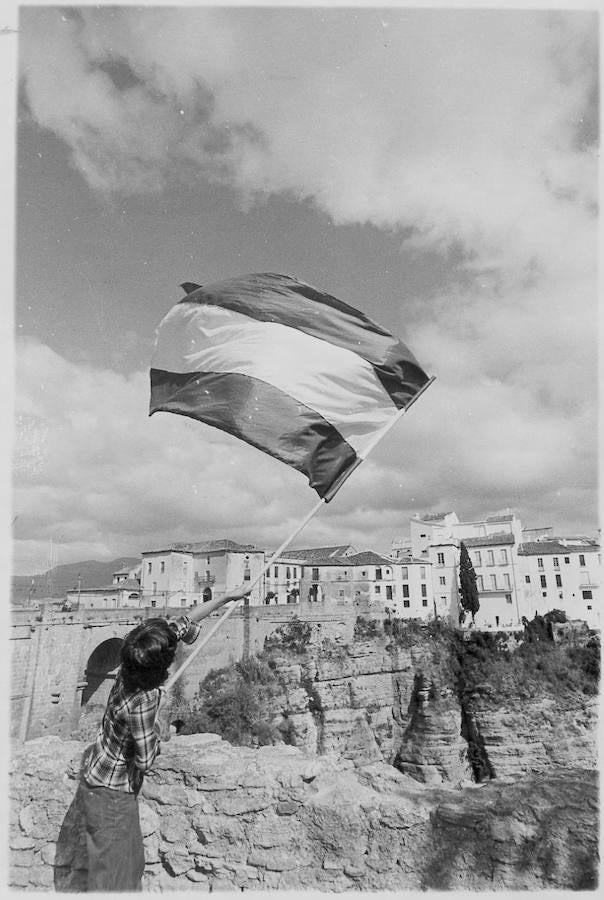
11 557 141 605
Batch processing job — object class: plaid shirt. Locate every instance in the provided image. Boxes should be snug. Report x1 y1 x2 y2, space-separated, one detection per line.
83 615 201 793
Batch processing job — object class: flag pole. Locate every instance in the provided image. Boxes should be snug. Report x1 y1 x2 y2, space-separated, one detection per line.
164 375 436 691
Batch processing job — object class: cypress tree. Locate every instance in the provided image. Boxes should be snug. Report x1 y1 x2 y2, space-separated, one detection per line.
459 541 480 623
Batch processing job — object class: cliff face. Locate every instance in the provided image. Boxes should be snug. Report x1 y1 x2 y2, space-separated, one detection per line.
221 626 598 786
9 734 598 892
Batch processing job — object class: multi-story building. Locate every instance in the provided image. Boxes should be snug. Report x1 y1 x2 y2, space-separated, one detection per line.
395 511 524 627
139 539 265 608
263 556 305 604
394 510 600 630
517 536 601 629
65 563 142 610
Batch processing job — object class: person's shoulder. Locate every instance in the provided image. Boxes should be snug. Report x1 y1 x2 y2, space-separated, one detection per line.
125 686 160 713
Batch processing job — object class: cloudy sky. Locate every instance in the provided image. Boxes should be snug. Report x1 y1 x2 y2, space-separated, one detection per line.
10 3 599 575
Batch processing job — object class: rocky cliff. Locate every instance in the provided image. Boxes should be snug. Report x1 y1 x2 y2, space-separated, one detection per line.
176 621 598 786
9 733 598 891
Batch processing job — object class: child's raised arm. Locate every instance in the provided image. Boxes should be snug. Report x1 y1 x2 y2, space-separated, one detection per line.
186 583 251 624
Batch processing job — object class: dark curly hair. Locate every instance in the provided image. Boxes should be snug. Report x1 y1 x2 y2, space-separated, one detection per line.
120 618 178 691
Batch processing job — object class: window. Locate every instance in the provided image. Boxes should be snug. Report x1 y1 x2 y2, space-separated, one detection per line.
540 575 547 588
205 570 211 581
474 551 482 566
553 557 559 568
439 576 446 586
274 566 278 578
151 599 157 608
312 568 319 581
206 556 211 565
499 549 508 564
555 574 562 588
487 550 494 566
490 574 497 590
386 585 393 600
542 591 547 598
244 568 251 581
286 567 291 580
525 575 530 583
152 582 157 594
160 561 165 574
579 555 586 567
421 584 427 598
537 557 544 569
437 552 445 565
148 562 152 574
362 570 367 577
420 533 426 538
293 567 297 578
180 598 187 607
375 585 381 593
401 567 408 579
503 573 510 590
403 599 410 608
477 575 483 591
386 569 390 576
582 590 593 600
403 584 409 598
338 590 345 598
420 567 426 579
376 568 382 580
505 594 512 604
564 557 570 564
422 598 428 607
587 605 592 611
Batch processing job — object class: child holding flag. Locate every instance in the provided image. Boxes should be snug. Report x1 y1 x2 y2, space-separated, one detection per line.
77 585 251 891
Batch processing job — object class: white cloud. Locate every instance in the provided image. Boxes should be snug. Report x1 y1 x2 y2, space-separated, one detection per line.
13 335 597 574
14 8 599 570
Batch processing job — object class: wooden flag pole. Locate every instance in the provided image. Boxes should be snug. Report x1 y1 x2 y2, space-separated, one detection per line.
164 375 436 691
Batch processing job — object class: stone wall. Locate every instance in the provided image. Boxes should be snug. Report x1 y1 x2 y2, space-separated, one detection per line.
10 601 363 742
8 734 598 891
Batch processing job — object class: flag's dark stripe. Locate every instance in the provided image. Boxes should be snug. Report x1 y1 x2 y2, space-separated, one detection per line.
150 368 358 499
179 273 429 409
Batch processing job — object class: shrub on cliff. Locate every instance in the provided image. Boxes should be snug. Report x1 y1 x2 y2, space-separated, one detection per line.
264 618 312 654
457 631 600 700
179 656 283 746
354 616 380 640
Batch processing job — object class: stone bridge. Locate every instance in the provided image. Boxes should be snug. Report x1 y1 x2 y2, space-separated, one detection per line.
11 600 365 742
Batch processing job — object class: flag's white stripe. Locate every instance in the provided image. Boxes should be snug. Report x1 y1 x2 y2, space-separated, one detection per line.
153 303 398 454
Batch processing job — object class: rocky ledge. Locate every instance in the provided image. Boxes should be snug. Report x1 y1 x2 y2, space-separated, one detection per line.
9 733 598 891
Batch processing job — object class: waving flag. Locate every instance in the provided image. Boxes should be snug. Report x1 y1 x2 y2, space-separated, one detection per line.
150 273 431 500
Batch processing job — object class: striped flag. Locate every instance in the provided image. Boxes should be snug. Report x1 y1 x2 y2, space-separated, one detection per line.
150 273 430 500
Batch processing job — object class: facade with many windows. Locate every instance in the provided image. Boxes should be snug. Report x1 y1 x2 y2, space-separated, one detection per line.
139 539 265 608
395 512 524 627
517 538 601 629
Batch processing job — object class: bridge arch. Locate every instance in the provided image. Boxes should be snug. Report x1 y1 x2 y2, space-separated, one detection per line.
81 637 124 710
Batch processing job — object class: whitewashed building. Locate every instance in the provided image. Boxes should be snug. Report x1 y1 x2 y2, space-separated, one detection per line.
65 563 142 610
139 539 265 608
517 537 601 629
394 511 525 628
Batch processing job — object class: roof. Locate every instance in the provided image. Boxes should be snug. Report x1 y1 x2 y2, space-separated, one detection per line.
341 551 393 567
486 514 515 523
518 540 600 556
279 545 356 562
462 533 515 548
143 539 258 555
419 512 453 522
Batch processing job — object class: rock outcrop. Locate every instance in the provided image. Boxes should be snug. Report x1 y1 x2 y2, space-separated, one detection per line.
239 630 598 786
9 734 598 892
